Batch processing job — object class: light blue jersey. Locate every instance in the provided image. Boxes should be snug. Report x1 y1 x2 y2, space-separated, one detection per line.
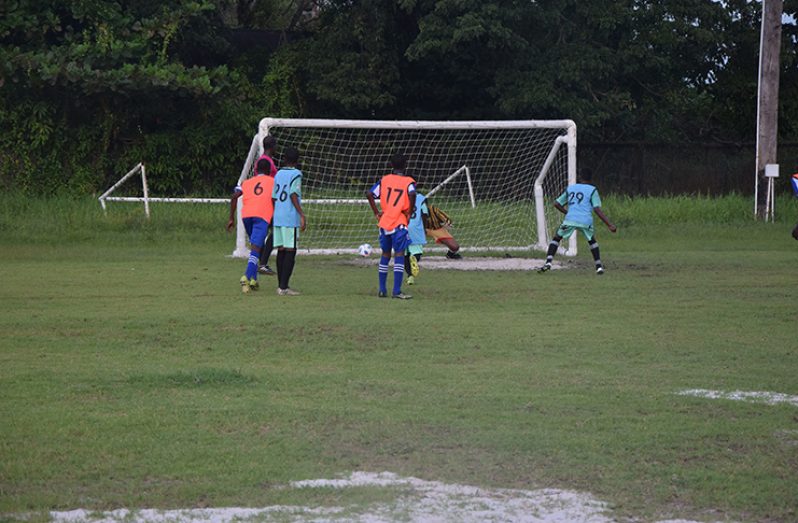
408 193 428 246
555 183 601 227
272 167 302 227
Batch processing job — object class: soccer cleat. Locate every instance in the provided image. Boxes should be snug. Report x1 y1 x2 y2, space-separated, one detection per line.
282 288 300 296
407 276 415 285
537 262 552 273
446 251 462 260
392 292 412 300
378 291 387 298
409 256 420 277
248 278 259 290
240 276 250 293
596 266 605 275
258 265 275 275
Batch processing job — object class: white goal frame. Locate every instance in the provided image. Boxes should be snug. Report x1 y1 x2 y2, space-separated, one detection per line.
98 162 229 216
234 118 577 258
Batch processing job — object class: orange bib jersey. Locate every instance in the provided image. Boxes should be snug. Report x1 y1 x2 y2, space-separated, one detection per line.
373 174 416 230
239 175 275 221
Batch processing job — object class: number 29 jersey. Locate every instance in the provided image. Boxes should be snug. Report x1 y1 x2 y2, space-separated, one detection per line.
238 175 275 221
370 174 417 231
555 183 601 227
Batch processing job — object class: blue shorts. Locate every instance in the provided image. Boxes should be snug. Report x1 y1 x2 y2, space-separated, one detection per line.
243 217 269 247
379 228 410 254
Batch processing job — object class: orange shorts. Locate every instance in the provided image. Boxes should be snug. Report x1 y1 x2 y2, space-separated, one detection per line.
426 227 453 243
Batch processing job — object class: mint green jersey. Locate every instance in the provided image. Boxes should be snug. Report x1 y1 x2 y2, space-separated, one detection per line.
555 183 601 227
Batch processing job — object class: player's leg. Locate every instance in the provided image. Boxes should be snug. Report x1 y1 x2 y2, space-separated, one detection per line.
259 231 275 275
273 227 287 293
391 229 411 299
278 228 300 295
378 231 392 297
582 226 603 274
241 218 263 292
406 245 422 285
539 225 569 272
792 222 798 241
441 237 461 259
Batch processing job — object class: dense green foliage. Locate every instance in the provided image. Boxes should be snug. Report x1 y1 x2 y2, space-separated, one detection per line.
1 196 797 521
1 1 797 194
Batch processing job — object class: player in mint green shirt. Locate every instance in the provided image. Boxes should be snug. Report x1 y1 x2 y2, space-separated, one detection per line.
539 168 617 274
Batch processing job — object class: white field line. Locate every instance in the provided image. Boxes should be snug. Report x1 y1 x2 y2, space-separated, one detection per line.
348 256 564 271
677 389 798 407
41 471 724 523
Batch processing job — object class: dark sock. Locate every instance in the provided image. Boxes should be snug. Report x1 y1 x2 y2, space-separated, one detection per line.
276 250 287 289
260 234 274 266
589 239 602 267
404 253 412 275
546 238 560 263
283 250 297 288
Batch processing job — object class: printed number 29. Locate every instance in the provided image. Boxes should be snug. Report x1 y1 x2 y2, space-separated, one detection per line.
568 191 584 204
385 187 404 206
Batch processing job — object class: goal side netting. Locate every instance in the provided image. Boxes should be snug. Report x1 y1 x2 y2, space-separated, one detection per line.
234 119 577 257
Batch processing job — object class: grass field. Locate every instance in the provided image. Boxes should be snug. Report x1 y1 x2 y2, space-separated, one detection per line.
1 195 797 522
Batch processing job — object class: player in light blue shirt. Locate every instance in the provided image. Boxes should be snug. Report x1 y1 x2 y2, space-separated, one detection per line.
792 169 798 241
404 192 428 284
271 147 306 295
539 168 617 275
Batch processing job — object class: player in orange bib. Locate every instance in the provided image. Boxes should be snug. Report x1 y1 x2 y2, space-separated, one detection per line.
227 158 275 293
366 153 417 299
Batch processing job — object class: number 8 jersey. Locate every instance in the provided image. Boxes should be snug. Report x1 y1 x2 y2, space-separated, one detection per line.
238 175 275 221
555 183 601 227
370 173 417 231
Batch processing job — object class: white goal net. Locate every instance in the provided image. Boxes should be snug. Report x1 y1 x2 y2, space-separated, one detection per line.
234 118 577 257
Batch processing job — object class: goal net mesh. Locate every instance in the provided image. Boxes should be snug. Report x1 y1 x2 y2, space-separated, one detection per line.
238 120 574 254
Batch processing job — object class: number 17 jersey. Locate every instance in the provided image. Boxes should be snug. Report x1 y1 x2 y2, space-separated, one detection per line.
370 174 416 231
555 183 601 227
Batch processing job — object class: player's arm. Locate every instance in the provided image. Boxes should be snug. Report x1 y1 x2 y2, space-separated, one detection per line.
227 188 243 231
290 193 306 232
365 181 382 220
594 207 617 233
554 191 568 215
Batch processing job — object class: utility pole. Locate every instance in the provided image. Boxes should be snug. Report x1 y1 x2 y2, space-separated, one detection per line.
754 0 783 218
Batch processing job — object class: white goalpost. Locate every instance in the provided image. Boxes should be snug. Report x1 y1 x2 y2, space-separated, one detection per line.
234 118 577 257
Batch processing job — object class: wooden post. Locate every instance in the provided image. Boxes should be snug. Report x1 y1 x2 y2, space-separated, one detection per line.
755 0 783 218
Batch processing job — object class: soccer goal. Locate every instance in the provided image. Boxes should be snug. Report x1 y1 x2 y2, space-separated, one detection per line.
234 118 577 257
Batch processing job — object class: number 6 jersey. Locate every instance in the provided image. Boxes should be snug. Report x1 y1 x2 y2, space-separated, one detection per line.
555 183 602 227
238 174 275 221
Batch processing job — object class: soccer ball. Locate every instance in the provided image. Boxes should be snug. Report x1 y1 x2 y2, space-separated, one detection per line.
358 243 373 257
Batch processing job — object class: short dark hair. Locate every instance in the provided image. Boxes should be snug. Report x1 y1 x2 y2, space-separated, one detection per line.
283 146 300 164
256 158 272 175
578 167 593 182
391 153 407 171
262 135 277 152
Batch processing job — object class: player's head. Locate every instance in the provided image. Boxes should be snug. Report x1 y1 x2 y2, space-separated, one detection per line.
283 146 300 165
262 135 277 154
578 167 593 183
390 153 407 172
256 158 272 175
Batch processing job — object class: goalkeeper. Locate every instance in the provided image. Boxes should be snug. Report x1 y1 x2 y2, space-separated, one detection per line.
424 201 462 260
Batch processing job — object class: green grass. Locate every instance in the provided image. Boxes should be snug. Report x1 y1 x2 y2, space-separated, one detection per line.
1 195 797 521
